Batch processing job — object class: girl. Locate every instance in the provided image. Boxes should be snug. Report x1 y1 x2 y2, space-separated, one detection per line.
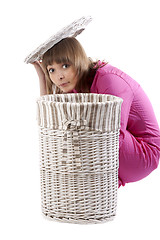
33 37 160 187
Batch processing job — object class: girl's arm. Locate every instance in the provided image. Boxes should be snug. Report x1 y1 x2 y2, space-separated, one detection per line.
98 72 135 148
32 61 47 96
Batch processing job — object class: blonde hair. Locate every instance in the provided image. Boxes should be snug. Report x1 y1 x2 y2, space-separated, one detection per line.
41 37 107 94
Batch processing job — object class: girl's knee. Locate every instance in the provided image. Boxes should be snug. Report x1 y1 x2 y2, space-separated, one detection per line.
119 135 160 185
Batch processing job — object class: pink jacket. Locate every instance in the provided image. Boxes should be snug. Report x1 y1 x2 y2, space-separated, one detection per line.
71 63 160 187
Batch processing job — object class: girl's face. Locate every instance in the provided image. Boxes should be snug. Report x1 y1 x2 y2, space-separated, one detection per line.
47 62 78 93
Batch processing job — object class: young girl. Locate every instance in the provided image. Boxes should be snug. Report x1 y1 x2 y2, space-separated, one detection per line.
33 37 160 188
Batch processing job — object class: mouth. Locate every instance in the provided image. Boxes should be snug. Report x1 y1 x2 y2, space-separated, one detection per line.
59 82 70 87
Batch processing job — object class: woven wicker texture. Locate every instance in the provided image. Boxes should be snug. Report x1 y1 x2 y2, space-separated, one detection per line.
24 16 92 64
36 93 123 224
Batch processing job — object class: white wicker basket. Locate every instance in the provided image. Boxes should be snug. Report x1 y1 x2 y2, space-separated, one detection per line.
36 93 123 224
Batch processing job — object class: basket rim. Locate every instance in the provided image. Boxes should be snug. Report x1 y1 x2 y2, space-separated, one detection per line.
36 93 123 105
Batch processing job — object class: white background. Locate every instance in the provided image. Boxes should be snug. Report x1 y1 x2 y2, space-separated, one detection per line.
1 0 160 239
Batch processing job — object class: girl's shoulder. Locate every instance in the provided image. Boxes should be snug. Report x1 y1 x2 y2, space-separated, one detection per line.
90 61 140 94
96 62 140 89
96 62 127 77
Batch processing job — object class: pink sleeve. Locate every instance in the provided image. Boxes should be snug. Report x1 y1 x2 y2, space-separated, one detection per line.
98 72 135 148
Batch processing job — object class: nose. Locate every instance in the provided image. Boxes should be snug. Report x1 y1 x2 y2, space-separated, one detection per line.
57 72 64 80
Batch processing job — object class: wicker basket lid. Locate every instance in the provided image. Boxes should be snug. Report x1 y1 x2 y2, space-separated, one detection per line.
24 16 92 64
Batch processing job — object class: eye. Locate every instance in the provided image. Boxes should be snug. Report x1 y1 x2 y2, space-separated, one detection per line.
62 64 70 69
48 68 54 73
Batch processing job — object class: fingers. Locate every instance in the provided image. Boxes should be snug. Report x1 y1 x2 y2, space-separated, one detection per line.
31 60 42 66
